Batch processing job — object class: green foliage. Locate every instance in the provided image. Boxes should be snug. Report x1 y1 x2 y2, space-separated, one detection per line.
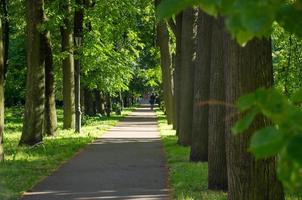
273 24 302 97
233 88 302 194
157 0 302 45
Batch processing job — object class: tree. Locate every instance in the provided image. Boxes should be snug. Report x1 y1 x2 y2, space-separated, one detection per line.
61 0 75 129
207 16 227 190
177 7 195 146
20 0 45 145
155 0 174 125
0 15 4 161
0 0 9 162
43 7 57 136
224 35 284 199
190 11 212 161
174 13 182 133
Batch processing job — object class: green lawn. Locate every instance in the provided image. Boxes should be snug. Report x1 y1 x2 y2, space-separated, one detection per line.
155 109 301 200
0 107 133 200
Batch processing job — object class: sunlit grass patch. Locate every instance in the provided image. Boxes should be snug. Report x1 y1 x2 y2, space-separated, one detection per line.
0 107 133 200
156 109 227 200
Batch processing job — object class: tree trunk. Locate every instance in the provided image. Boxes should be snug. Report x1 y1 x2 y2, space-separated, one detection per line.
105 94 111 117
2 0 8 77
155 0 173 124
190 11 212 161
95 90 101 114
177 8 195 146
0 0 9 160
208 17 227 190
0 17 4 161
43 13 57 136
61 0 75 129
20 0 45 145
174 13 182 135
224 35 285 199
84 88 95 116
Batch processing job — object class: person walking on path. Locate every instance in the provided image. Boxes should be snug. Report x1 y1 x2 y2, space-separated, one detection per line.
149 93 156 110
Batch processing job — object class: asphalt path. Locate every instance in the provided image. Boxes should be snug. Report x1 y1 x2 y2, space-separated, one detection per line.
22 106 170 200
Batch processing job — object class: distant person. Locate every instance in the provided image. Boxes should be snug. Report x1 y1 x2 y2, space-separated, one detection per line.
149 93 156 110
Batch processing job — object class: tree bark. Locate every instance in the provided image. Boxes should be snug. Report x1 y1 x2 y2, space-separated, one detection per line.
156 19 173 124
61 0 75 129
84 88 95 116
43 10 57 136
95 90 101 114
177 8 195 146
208 17 227 190
105 93 111 117
2 0 8 77
0 17 4 161
224 35 285 199
190 11 212 161
0 0 9 161
174 13 182 134
20 0 45 145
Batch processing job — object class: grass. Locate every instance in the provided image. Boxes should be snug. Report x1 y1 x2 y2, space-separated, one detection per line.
155 109 301 200
0 106 134 200
156 109 227 200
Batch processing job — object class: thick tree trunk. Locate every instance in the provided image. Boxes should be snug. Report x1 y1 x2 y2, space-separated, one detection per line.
174 13 182 135
0 18 4 161
0 0 9 160
208 17 227 190
43 20 57 136
20 0 45 145
2 0 8 77
190 11 212 161
61 0 75 129
156 21 173 124
224 35 285 199
177 8 195 146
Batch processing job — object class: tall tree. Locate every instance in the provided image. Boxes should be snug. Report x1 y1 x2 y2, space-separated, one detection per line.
61 0 75 129
0 0 9 162
43 25 57 136
190 11 212 161
224 35 285 199
207 17 227 190
0 16 4 161
20 0 45 145
177 8 195 146
155 0 174 125
174 13 182 134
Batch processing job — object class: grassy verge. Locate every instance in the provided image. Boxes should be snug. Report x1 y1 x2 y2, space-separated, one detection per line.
0 107 134 200
156 109 227 200
156 109 301 200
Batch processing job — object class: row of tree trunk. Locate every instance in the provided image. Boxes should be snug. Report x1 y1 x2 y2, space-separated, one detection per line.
156 6 285 200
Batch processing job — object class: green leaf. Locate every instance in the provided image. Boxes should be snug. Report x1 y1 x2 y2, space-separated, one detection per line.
232 109 258 135
236 30 254 46
287 135 302 164
249 126 284 159
237 92 256 111
291 88 302 104
156 0 199 21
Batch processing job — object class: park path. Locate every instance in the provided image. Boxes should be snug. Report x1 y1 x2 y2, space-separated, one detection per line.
22 106 170 200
